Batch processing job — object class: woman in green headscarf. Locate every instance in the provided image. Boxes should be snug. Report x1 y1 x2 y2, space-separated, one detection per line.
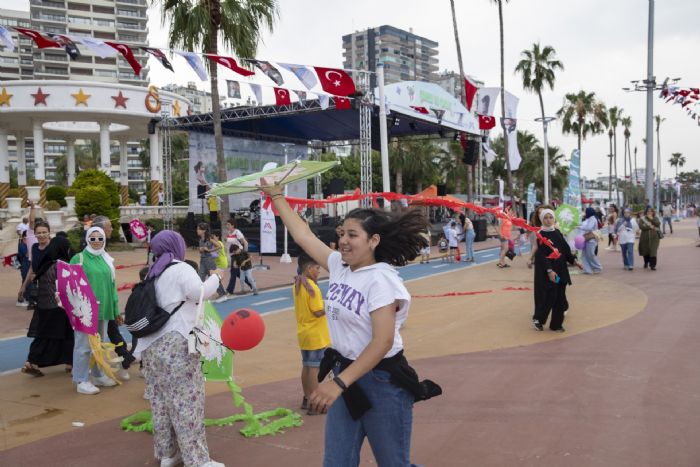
69 226 119 395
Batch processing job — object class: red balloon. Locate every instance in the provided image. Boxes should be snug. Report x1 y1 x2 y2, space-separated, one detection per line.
220 309 265 351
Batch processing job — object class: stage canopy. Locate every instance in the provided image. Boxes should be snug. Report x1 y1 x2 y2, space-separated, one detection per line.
169 81 479 145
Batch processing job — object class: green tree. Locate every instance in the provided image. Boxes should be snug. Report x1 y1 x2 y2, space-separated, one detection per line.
436 141 469 194
390 138 440 194
605 106 623 205
157 0 278 217
514 42 563 203
557 90 608 176
668 152 686 179
71 169 120 222
621 116 632 188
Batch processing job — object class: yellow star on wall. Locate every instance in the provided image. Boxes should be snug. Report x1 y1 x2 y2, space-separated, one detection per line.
71 88 91 106
0 88 13 107
172 100 181 117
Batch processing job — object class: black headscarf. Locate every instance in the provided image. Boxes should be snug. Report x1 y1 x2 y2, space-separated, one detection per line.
35 236 74 279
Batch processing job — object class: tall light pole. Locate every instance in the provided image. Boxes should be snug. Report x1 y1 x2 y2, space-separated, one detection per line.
534 116 556 205
644 0 655 205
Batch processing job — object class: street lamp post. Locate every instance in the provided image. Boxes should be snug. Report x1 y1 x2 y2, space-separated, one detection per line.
534 116 556 205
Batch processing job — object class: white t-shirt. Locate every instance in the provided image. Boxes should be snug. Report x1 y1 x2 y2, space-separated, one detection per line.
226 228 246 250
133 261 220 359
325 251 411 360
447 227 459 247
615 218 639 244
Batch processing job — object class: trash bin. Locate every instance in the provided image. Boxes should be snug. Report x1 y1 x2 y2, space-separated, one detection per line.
474 218 488 242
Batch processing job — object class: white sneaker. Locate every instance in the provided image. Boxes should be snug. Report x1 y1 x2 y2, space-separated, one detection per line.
15 300 28 307
160 451 183 467
116 368 131 381
212 295 229 303
200 461 224 467
77 381 100 395
91 375 117 387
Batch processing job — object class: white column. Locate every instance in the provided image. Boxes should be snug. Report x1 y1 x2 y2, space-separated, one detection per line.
0 127 8 185
16 132 26 186
99 121 111 174
66 137 76 185
32 121 45 182
119 138 129 187
149 129 160 182
377 62 391 198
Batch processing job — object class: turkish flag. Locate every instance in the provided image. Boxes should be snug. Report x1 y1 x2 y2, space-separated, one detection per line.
464 77 479 111
105 41 141 76
410 106 429 114
14 27 60 49
478 114 496 130
334 96 352 110
274 87 291 106
313 66 356 96
205 54 254 77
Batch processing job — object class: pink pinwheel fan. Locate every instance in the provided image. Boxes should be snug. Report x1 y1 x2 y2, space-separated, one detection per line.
56 260 98 334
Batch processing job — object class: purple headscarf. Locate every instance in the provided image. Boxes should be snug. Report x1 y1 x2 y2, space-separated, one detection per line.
147 230 186 279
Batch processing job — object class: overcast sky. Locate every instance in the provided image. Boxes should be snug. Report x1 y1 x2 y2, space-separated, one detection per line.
3 0 699 179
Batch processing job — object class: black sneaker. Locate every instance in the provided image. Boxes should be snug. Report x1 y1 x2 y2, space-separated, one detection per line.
551 327 566 333
533 320 544 331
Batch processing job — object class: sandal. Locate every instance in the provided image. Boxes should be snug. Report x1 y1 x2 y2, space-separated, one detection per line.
21 363 44 377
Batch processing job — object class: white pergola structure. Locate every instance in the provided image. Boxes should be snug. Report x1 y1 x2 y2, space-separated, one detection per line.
0 80 190 207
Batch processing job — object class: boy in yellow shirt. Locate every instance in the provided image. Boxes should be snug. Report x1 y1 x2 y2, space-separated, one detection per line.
292 253 330 415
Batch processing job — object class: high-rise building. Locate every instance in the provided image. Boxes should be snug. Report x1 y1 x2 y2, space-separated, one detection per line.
342 25 439 88
162 82 221 115
28 0 149 85
0 9 34 81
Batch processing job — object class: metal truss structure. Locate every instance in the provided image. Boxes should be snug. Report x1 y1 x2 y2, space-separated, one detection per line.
159 114 174 230
357 71 373 208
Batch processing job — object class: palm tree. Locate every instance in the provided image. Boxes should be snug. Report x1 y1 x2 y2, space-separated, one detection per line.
606 107 623 205
449 0 472 199
557 90 608 177
490 0 514 211
669 152 685 179
514 42 563 204
157 0 278 216
620 117 632 204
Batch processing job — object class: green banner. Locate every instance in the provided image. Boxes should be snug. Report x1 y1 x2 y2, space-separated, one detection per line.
555 203 581 235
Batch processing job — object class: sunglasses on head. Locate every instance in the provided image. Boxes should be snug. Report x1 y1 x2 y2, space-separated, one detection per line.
89 237 104 242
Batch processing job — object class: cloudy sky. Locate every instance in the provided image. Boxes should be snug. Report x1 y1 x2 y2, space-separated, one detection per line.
4 0 699 180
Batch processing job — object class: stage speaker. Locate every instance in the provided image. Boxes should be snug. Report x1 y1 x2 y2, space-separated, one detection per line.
462 139 479 166
327 178 345 195
437 184 447 197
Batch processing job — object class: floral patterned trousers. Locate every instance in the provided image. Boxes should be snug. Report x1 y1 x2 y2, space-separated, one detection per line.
142 331 210 467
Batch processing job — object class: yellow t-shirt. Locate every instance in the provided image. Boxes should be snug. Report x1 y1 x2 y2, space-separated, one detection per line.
293 279 330 351
208 197 218 212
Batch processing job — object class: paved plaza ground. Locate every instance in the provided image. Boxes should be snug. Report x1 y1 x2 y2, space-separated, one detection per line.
0 220 698 466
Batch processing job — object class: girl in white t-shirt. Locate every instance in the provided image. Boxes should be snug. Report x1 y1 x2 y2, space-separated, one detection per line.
261 177 440 467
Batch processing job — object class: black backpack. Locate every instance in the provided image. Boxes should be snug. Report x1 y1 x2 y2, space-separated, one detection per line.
125 262 184 338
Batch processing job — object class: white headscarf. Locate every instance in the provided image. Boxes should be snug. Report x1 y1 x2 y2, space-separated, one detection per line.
85 226 115 279
539 209 556 231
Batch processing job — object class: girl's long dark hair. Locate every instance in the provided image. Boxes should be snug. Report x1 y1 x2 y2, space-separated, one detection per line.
345 208 428 267
197 222 211 241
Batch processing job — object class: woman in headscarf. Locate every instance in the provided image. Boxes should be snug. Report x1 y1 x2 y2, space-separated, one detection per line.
614 208 639 270
532 209 582 332
579 207 603 274
21 236 75 376
70 226 119 395
134 231 225 467
638 206 661 270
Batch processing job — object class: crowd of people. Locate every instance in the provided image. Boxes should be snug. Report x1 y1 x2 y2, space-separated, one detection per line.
11 190 697 467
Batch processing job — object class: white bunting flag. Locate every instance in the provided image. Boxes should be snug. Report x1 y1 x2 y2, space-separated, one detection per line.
0 26 15 52
175 51 208 81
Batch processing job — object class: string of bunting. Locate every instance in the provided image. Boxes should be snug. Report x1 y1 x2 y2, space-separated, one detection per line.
659 83 700 125
263 190 563 259
0 26 358 108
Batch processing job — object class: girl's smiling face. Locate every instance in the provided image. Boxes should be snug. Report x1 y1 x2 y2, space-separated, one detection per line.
338 218 379 269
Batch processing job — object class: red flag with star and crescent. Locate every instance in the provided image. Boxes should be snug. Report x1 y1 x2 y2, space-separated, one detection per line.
334 96 352 110
274 88 291 106
14 27 60 49
105 41 141 76
313 67 356 96
205 54 254 77
464 77 479 112
478 114 496 130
